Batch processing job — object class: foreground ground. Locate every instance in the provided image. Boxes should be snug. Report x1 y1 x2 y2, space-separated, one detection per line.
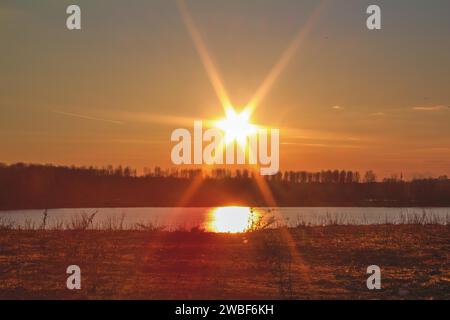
0 225 449 299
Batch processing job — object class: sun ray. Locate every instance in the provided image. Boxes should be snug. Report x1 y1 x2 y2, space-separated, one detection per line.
245 1 328 115
177 0 328 138
177 0 233 113
176 172 204 207
252 173 313 287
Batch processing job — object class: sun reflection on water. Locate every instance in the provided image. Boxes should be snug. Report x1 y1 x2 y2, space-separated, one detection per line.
208 206 259 233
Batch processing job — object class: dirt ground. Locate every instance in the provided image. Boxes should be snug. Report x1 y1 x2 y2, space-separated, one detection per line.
0 225 448 299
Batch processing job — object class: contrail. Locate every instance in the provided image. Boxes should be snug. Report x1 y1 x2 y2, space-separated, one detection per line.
50 109 124 125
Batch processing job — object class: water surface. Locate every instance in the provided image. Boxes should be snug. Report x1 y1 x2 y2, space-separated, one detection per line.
0 207 448 232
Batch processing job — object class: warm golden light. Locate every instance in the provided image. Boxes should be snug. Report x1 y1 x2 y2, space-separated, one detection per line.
208 206 255 233
215 108 257 146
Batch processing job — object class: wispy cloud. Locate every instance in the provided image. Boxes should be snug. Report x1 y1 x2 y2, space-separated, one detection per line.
331 105 343 110
112 111 203 127
50 110 124 125
370 112 385 116
281 142 362 149
412 105 449 111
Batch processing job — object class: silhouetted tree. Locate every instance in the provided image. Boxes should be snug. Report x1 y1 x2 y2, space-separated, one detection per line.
364 170 376 183
0 163 448 209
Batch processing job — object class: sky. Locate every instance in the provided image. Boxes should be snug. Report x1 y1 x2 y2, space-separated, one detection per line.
1 0 449 178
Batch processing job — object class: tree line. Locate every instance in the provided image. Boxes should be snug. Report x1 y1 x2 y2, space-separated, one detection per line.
0 163 449 209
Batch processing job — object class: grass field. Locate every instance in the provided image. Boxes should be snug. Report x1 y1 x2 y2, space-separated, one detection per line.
0 224 448 299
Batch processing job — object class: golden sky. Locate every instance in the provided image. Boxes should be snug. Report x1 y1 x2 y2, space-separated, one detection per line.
1 0 449 178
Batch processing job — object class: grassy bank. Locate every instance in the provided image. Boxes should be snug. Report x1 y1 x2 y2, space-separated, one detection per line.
0 225 448 299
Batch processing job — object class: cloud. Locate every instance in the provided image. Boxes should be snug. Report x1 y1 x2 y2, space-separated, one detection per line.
412 105 449 111
370 112 385 116
332 105 343 110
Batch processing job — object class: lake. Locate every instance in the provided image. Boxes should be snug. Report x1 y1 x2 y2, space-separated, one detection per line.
0 207 448 232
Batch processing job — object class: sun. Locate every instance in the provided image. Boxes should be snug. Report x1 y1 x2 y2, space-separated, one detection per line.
215 107 257 146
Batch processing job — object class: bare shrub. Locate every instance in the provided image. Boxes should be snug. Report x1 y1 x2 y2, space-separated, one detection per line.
65 210 98 230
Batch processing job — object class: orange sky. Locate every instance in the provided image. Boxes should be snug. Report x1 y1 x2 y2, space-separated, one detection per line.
1 1 449 178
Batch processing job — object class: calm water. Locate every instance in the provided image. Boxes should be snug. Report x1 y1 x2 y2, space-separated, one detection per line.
0 207 448 232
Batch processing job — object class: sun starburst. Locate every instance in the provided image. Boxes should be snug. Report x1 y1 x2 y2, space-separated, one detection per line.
215 108 257 146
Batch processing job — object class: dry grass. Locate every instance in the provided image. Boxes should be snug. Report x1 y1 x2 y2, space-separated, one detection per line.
0 224 448 300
